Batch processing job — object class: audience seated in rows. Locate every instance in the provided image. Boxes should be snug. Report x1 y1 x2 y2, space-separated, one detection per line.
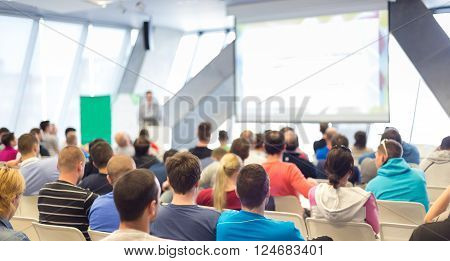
189 122 213 160
40 121 59 156
359 127 420 165
133 137 160 169
283 130 317 179
218 130 230 151
79 141 114 195
0 132 18 162
103 169 165 241
151 152 220 241
240 130 266 165
216 164 305 241
315 127 337 161
309 145 379 234
313 122 329 153
410 186 450 241
419 136 450 187
17 134 59 196
197 153 242 210
263 131 315 199
38 146 98 240
366 139 429 211
114 132 135 157
150 149 179 189
89 155 136 233
29 128 50 157
316 134 361 184
199 147 227 189
351 131 373 164
0 167 29 241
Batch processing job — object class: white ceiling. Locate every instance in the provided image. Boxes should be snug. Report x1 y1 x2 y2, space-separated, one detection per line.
6 0 450 31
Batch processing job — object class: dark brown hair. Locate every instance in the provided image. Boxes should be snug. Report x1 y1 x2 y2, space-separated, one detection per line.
18 134 38 154
230 138 250 161
197 122 212 142
237 164 269 209
90 141 113 169
324 146 354 189
166 152 201 194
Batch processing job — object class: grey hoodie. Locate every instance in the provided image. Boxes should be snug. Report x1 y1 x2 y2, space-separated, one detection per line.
420 150 450 187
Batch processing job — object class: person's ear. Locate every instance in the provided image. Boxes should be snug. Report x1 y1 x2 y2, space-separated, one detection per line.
106 175 113 185
148 200 158 221
235 188 240 199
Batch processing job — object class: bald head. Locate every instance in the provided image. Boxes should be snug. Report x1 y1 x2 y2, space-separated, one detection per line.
240 130 255 146
324 127 337 142
284 130 299 151
107 155 136 185
114 132 129 148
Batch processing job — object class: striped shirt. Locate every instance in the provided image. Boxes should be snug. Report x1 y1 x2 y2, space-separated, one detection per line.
38 180 98 240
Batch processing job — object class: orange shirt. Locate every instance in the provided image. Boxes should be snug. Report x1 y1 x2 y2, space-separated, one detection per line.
262 161 312 198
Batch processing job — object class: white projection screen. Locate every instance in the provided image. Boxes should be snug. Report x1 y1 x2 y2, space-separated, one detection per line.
235 10 389 123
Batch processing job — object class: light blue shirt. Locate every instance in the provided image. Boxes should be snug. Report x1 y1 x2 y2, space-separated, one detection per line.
20 157 59 196
216 210 305 241
88 192 120 233
0 218 29 241
366 158 429 211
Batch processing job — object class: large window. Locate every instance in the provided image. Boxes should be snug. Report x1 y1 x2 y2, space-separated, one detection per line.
188 31 226 79
0 16 33 128
16 20 84 135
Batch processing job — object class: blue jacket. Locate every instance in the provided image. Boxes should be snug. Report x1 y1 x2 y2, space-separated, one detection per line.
358 142 420 165
366 158 429 211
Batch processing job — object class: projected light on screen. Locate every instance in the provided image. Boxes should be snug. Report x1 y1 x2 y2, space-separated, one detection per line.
235 10 389 123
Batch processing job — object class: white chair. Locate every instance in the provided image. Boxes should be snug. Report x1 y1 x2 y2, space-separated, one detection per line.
273 196 304 216
17 196 39 220
264 211 308 239
88 229 111 241
10 217 39 241
380 222 417 241
306 218 377 241
32 222 86 241
377 200 426 225
427 186 446 204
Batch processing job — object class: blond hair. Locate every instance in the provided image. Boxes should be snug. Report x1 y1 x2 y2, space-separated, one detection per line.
213 153 242 211
0 167 25 217
58 146 85 173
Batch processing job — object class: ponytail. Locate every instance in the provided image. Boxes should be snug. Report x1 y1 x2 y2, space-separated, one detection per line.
213 153 242 211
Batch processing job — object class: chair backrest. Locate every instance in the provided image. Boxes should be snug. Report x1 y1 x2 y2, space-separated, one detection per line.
10 216 39 241
32 222 86 241
17 196 39 220
88 229 111 241
377 200 426 225
264 211 308 239
427 186 446 204
306 218 376 241
380 222 417 241
273 196 304 216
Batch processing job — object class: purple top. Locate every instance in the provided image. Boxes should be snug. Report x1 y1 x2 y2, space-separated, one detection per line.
0 146 18 162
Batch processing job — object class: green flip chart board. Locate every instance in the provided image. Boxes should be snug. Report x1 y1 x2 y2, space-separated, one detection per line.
80 96 112 144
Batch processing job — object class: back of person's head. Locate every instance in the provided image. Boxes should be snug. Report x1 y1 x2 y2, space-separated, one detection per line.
133 137 150 157
114 132 129 148
197 122 212 143
236 164 269 210
163 149 178 163
331 134 349 147
89 142 113 169
280 126 294 136
324 146 354 189
230 138 250 161
66 133 77 146
58 146 86 175
324 127 337 142
139 129 149 139
107 155 136 185
264 131 285 155
439 136 450 150
240 130 255 145
29 128 41 139
40 120 50 132
113 169 159 222
381 127 402 144
0 167 25 218
320 122 329 134
0 127 9 136
213 153 243 211
1 132 15 147
354 131 367 149
88 138 106 151
65 127 76 137
218 130 228 143
255 133 264 150
166 152 201 194
284 130 299 151
212 147 227 161
18 134 38 155
377 139 403 160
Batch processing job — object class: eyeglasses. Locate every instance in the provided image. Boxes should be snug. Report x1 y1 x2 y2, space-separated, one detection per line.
331 144 351 153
